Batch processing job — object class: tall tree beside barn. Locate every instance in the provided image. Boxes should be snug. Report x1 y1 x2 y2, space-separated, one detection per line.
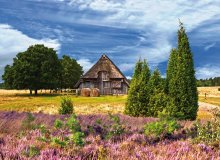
137 59 151 116
60 55 83 89
125 59 151 116
148 68 168 117
124 60 143 116
167 22 198 120
165 49 177 94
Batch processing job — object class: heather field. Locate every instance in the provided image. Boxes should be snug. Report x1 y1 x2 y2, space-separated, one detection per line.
0 89 220 159
0 112 219 160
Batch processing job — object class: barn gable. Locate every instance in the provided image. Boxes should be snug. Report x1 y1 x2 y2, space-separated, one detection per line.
75 54 129 95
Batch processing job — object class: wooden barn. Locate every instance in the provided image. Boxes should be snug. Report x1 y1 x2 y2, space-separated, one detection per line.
75 54 129 95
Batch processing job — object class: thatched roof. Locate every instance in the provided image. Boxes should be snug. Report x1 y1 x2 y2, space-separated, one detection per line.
75 54 129 87
82 54 126 79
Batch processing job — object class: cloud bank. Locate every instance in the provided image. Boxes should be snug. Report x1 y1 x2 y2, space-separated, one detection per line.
0 24 60 81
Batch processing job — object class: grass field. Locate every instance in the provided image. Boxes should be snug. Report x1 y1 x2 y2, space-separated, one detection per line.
1 89 220 118
0 89 126 114
199 97 220 107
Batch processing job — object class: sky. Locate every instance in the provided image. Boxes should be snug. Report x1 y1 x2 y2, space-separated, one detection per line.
0 0 220 81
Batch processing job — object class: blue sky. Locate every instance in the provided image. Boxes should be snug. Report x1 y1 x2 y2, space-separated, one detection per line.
0 0 220 80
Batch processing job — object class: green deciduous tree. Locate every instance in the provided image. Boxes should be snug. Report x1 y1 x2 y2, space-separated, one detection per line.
60 55 83 89
2 44 61 95
2 65 15 89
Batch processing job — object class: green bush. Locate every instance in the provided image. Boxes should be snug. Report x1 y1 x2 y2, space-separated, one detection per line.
106 113 125 139
51 137 67 148
21 113 36 130
23 145 40 158
71 132 84 146
59 96 74 115
144 112 180 140
38 114 85 147
54 119 64 129
66 114 81 133
66 114 85 146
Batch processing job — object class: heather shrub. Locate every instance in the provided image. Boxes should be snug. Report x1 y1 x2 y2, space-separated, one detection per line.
66 114 84 146
71 132 84 146
59 96 74 114
23 145 40 158
87 118 108 139
106 113 125 139
66 114 81 133
37 114 85 147
21 112 36 130
87 114 125 139
54 119 64 129
51 137 67 148
192 109 220 147
144 112 181 140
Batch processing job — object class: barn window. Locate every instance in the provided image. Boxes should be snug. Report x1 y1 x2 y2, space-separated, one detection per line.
85 81 90 88
104 81 111 88
112 81 121 88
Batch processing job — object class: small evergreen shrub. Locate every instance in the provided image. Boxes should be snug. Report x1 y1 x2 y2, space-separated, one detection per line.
144 111 181 140
38 114 85 147
71 132 84 146
54 119 64 129
59 96 74 114
23 145 40 158
106 113 125 139
66 114 81 133
21 112 36 130
51 137 67 148
87 114 125 140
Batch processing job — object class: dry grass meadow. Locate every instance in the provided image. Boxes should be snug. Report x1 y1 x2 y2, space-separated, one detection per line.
0 87 220 119
0 89 126 115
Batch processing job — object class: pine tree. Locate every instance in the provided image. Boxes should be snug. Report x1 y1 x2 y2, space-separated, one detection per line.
137 59 151 116
148 69 168 117
167 22 198 120
124 60 143 116
166 49 178 94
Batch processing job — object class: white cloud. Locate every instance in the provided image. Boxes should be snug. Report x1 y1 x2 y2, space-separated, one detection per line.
204 42 216 51
126 76 132 80
65 0 220 67
196 65 220 79
0 24 61 80
77 58 95 72
118 63 134 72
68 0 220 31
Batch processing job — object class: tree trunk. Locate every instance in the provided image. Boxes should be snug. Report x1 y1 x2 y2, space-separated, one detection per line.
29 89 32 95
34 89 38 95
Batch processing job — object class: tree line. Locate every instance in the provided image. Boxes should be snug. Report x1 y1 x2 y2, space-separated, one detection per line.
125 22 198 120
197 77 220 87
2 44 83 95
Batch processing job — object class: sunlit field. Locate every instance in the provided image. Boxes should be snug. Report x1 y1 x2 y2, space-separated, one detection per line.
0 89 126 114
0 89 220 120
